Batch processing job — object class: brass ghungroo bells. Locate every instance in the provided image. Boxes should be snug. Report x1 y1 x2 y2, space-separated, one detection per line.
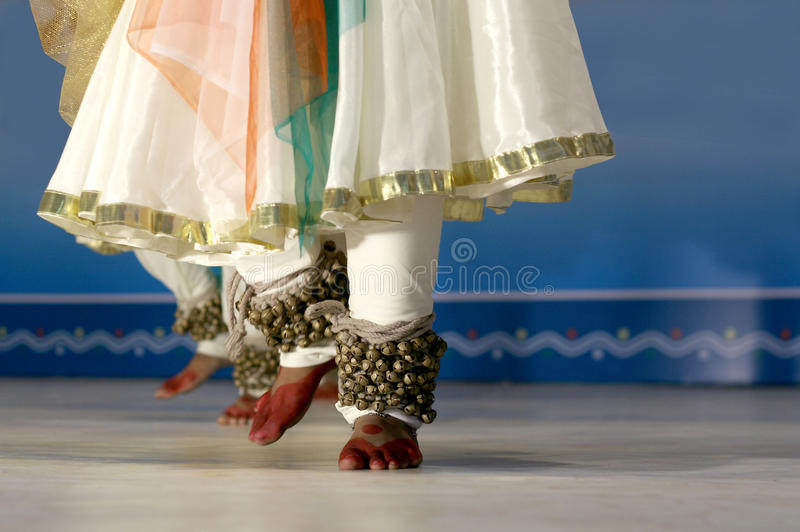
238 240 348 354
233 346 281 396
172 295 227 341
335 329 446 424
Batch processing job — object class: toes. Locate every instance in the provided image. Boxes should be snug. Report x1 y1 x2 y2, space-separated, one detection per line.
251 392 271 417
156 370 199 398
249 413 268 434
249 419 278 444
339 447 369 470
219 415 247 427
250 419 284 445
384 449 410 470
368 450 387 470
248 418 270 441
249 401 271 434
154 377 181 399
376 440 421 469
219 400 255 427
369 460 386 470
217 412 239 426
407 448 423 468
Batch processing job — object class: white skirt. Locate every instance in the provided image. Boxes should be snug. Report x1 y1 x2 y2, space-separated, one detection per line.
39 0 614 265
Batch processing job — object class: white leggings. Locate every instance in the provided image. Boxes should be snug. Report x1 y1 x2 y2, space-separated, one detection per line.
235 197 445 427
339 197 444 428
138 195 444 427
134 249 230 359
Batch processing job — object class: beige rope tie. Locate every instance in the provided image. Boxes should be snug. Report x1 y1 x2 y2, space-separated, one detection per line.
225 243 346 360
304 300 436 345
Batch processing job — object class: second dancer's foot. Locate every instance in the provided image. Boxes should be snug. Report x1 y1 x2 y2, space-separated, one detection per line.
155 352 231 399
248 360 336 445
217 394 258 426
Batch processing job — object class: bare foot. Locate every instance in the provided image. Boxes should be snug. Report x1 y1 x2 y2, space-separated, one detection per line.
155 352 231 399
248 359 336 445
338 415 422 471
313 367 339 401
217 394 258 426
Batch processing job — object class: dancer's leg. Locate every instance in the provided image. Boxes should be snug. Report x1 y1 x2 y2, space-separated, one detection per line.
134 250 231 399
218 346 280 426
216 266 279 426
227 236 345 444
336 197 445 470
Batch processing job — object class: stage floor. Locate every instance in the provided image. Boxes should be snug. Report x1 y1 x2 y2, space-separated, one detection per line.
1 380 799 531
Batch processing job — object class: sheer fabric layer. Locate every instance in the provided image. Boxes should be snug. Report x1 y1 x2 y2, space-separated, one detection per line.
38 0 614 263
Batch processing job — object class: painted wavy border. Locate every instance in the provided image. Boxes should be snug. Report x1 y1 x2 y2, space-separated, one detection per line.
0 330 194 356
1 328 799 360
441 330 800 360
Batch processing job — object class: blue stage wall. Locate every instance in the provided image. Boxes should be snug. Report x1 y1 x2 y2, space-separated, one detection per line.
1 1 799 382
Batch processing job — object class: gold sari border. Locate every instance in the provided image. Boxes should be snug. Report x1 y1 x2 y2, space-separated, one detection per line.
453 132 614 186
39 190 86 226
511 179 573 204
357 169 455 205
37 131 611 254
323 187 364 219
78 190 100 216
39 190 282 252
443 198 485 222
249 203 299 232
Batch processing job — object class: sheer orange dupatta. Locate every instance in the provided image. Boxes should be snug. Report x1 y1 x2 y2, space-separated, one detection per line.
127 0 330 214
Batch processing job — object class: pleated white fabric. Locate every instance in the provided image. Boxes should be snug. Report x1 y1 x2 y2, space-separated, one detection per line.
39 0 614 265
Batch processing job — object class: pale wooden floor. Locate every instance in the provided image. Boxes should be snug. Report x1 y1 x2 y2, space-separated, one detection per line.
1 379 799 532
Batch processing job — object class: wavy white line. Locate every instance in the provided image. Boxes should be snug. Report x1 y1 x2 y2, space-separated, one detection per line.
1 329 798 360
440 330 800 360
0 330 194 355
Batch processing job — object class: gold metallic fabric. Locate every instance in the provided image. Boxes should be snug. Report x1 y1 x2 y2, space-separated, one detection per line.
443 198 485 222
77 189 100 217
511 178 574 204
39 189 85 225
322 188 365 219
39 190 279 253
453 132 614 187
30 0 125 125
94 202 257 248
248 203 299 232
38 132 611 253
358 169 455 206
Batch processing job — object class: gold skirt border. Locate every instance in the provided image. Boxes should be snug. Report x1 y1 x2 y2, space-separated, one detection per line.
38 132 614 254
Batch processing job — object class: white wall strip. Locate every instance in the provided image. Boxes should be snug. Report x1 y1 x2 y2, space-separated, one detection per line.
0 293 177 304
432 287 800 302
2 287 800 304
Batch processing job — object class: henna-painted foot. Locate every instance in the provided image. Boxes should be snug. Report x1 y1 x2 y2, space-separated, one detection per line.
217 394 258 426
313 367 339 402
248 359 336 445
155 352 231 399
338 415 423 471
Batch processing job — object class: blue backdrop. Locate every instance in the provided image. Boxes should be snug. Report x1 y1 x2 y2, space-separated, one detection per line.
1 0 799 382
